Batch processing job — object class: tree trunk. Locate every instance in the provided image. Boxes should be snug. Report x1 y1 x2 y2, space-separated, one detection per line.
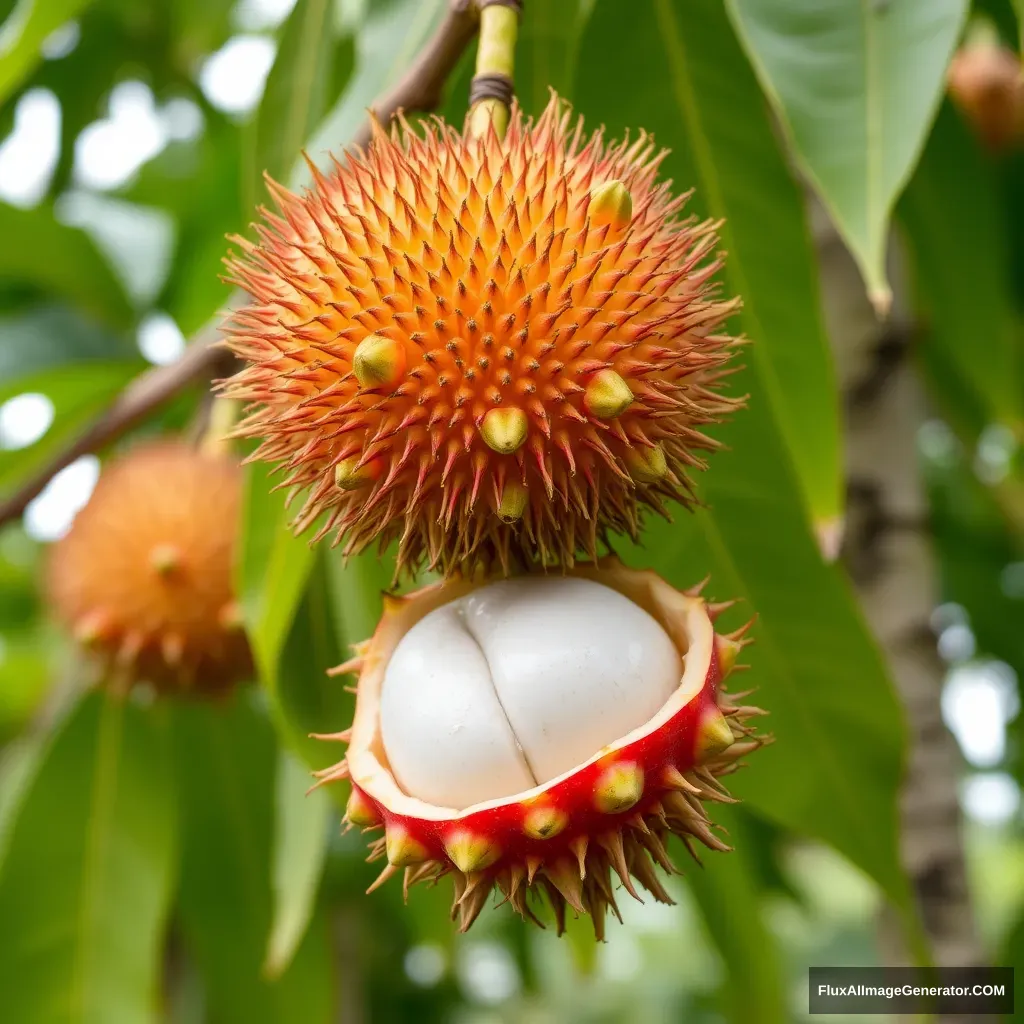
811 201 983 978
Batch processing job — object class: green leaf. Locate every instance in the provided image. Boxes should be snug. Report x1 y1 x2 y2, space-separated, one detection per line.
236 464 356 773
0 204 135 328
324 547 391 654
0 360 141 496
171 696 334 1024
515 0 588 116
125 118 246 336
306 0 447 168
899 100 1024 434
576 0 916 925
574 0 841 536
237 460 318 688
250 0 354 200
264 751 330 979
273 556 351 769
0 690 176 1024
0 305 137 388
726 0 968 310
683 809 787 1023
0 0 95 105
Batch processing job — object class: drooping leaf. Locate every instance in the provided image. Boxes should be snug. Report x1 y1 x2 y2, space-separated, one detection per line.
125 118 247 337
272 556 352 770
726 0 968 310
574 0 842 538
513 0 589 117
0 304 137 388
324 546 391 654
237 459 318 690
0 360 141 496
0 0 95 105
576 0 916 928
171 696 334 1024
0 690 176 1024
264 751 330 979
306 0 447 169
683 808 788 1023
0 204 135 328
900 100 1023 435
250 0 355 202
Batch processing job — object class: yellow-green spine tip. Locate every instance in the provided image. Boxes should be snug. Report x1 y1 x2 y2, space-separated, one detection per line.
584 369 633 419
353 334 406 390
481 407 528 455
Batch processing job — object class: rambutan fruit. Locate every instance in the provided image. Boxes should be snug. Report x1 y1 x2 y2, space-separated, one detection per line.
315 560 766 935
222 94 742 578
948 37 1024 151
47 441 251 695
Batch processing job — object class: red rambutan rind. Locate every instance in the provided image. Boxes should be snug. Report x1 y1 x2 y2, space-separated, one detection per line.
316 559 767 935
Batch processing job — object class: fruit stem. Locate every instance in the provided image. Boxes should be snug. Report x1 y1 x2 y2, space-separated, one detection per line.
468 1 521 139
201 396 240 457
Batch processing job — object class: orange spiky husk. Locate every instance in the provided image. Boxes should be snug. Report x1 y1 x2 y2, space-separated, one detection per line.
47 441 252 695
948 39 1024 151
222 94 743 580
317 560 767 936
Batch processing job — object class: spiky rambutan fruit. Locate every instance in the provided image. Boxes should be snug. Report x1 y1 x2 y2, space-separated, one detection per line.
47 441 251 695
948 38 1024 151
314 560 766 936
222 94 742 578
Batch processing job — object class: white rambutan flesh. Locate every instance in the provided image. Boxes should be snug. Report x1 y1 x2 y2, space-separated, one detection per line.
381 577 681 808
316 560 768 936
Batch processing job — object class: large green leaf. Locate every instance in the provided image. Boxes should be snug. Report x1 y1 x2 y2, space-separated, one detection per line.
900 100 1024 434
726 0 968 310
576 0 915 923
237 460 318 690
0 361 140 496
0 204 134 328
264 751 330 979
574 0 841 532
0 0 95 104
307 0 447 168
272 556 352 770
512 0 589 117
324 546 391 654
249 0 355 202
125 118 247 337
0 305 137 388
683 809 787 1023
0 690 176 1024
171 696 334 1024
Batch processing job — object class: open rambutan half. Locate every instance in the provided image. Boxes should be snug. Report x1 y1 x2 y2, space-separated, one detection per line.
222 94 742 579
47 441 251 695
316 559 766 936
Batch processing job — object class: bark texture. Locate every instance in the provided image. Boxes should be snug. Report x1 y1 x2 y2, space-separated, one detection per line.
810 201 982 978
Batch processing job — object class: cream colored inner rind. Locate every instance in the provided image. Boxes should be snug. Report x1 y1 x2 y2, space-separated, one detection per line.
348 563 714 821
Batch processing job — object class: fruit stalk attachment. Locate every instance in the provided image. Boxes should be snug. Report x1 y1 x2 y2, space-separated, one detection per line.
468 0 522 138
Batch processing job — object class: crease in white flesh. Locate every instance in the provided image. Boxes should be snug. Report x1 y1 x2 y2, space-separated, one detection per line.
379 577 683 809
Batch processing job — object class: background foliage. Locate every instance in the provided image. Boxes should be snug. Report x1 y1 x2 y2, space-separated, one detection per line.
1 0 1023 1021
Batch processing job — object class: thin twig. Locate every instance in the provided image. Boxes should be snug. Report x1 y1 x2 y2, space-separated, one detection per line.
0 0 483 530
352 0 480 149
0 327 229 525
